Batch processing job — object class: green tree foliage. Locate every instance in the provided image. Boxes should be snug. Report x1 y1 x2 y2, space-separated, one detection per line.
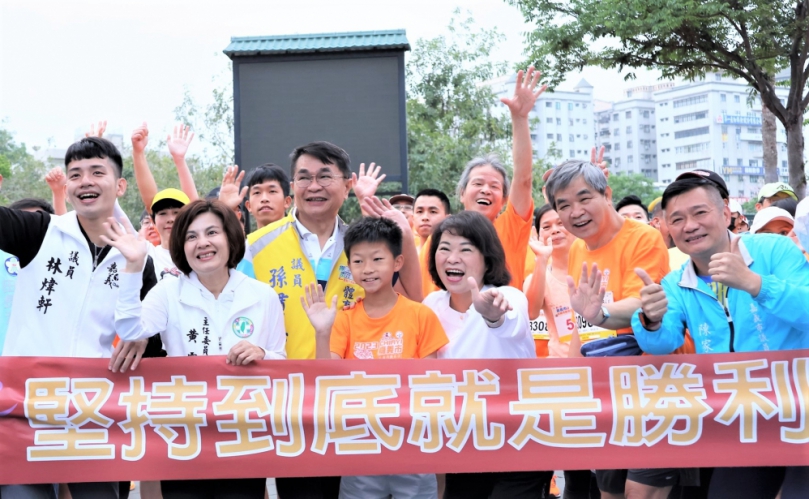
405 12 514 211
0 130 52 206
607 173 662 207
509 0 809 199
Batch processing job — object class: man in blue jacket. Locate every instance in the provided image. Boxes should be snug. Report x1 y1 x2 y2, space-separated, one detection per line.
632 174 809 497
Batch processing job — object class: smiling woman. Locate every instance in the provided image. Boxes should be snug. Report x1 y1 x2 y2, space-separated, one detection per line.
105 199 286 498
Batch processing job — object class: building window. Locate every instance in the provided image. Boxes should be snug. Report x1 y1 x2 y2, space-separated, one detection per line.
627 141 633 149
675 142 710 154
674 111 707 124
614 143 621 151
556 102 561 110
721 94 727 102
570 150 575 157
723 158 729 166
614 128 620 136
546 102 552 108
568 102 574 110
582 103 588 109
674 126 710 139
583 119 587 124
626 126 632 134
642 110 650 118
569 118 574 126
556 118 562 125
783 160 788 168
749 159 759 167
627 155 634 164
676 159 711 170
569 134 574 142
557 134 562 141
613 113 619 121
626 111 632 119
584 134 588 139
547 134 554 139
546 117 554 124
749 175 757 182
673 94 708 108
734 95 741 103
615 158 621 166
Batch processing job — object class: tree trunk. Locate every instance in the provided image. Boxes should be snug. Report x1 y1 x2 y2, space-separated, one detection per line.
786 116 806 200
761 101 778 183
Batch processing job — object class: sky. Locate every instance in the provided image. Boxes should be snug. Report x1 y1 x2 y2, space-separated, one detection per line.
0 0 661 153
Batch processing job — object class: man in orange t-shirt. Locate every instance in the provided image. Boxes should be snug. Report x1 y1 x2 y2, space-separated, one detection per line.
420 67 547 297
544 159 675 499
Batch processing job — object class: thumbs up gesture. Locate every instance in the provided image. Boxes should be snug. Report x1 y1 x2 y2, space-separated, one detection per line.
708 236 762 297
635 267 667 328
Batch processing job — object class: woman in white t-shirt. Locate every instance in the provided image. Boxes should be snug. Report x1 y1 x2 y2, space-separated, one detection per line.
107 199 285 499
422 211 548 498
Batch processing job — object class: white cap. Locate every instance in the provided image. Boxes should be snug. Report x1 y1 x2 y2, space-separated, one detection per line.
728 199 744 214
750 207 794 234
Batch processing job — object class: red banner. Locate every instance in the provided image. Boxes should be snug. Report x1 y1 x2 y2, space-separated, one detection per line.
1 351 808 484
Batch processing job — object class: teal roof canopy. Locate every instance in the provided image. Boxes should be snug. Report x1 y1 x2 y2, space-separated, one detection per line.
224 30 410 57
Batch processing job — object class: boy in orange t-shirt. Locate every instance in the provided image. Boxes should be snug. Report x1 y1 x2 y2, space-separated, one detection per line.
302 216 447 498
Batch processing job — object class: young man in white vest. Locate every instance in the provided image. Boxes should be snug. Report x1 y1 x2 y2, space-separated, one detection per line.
0 136 160 499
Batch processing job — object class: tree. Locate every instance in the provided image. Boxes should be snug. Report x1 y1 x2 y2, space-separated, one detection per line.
405 12 514 210
510 0 809 199
0 129 52 206
606 173 662 207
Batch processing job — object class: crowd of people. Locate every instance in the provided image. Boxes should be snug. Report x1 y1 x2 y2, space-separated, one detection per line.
1 66 808 499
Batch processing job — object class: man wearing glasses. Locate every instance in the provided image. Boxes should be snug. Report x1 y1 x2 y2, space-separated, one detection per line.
238 141 367 498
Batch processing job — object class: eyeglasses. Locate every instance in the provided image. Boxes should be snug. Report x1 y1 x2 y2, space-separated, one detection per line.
293 173 348 188
392 204 414 213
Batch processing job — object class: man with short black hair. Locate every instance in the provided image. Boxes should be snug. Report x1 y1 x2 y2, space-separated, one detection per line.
0 137 159 499
633 176 809 497
244 163 291 230
413 188 451 243
615 194 649 223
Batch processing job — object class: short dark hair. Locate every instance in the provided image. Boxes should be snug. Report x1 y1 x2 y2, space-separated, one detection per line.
773 198 798 217
64 137 123 177
344 217 402 259
428 211 510 290
140 209 150 223
290 141 351 178
8 198 54 214
247 163 290 198
415 189 451 215
615 195 649 219
533 204 554 232
169 200 245 276
661 178 724 211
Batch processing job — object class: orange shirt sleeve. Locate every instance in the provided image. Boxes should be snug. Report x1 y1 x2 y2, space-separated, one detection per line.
329 309 351 359
415 304 449 358
621 227 671 300
493 199 534 288
420 234 440 298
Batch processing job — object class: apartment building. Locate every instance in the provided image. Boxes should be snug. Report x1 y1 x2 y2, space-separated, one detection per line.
490 75 595 162
654 74 791 202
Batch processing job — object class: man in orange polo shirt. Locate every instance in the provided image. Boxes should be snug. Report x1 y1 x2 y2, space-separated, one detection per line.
418 67 546 297
544 159 682 499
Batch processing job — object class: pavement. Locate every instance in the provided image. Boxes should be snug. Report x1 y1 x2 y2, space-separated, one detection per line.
128 479 278 498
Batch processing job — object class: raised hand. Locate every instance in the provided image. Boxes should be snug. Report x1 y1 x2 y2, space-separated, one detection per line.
99 217 148 273
300 283 338 335
500 67 548 119
44 167 66 193
590 146 609 178
131 122 149 154
218 165 247 212
635 267 667 328
167 124 195 160
566 262 606 324
351 162 386 201
529 231 554 261
362 196 409 233
469 276 512 324
709 237 762 296
227 340 265 366
85 120 107 138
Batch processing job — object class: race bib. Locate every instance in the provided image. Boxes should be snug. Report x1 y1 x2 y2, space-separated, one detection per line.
529 310 550 340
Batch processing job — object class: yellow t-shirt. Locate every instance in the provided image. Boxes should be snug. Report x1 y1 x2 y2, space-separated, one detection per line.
567 219 670 335
419 200 534 297
330 294 449 359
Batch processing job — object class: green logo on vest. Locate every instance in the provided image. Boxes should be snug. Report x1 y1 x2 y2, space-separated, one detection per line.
232 317 255 338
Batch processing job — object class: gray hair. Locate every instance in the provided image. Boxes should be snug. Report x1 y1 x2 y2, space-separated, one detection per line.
456 154 511 200
545 160 608 209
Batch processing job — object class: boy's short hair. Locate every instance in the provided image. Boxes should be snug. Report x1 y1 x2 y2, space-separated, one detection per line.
344 217 403 259
290 141 351 178
248 163 290 198
415 188 452 214
64 137 123 178
428 211 511 290
614 195 649 218
169 200 245 276
8 198 55 214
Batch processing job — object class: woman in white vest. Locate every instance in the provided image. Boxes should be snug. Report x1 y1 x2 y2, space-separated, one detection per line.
107 199 286 498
